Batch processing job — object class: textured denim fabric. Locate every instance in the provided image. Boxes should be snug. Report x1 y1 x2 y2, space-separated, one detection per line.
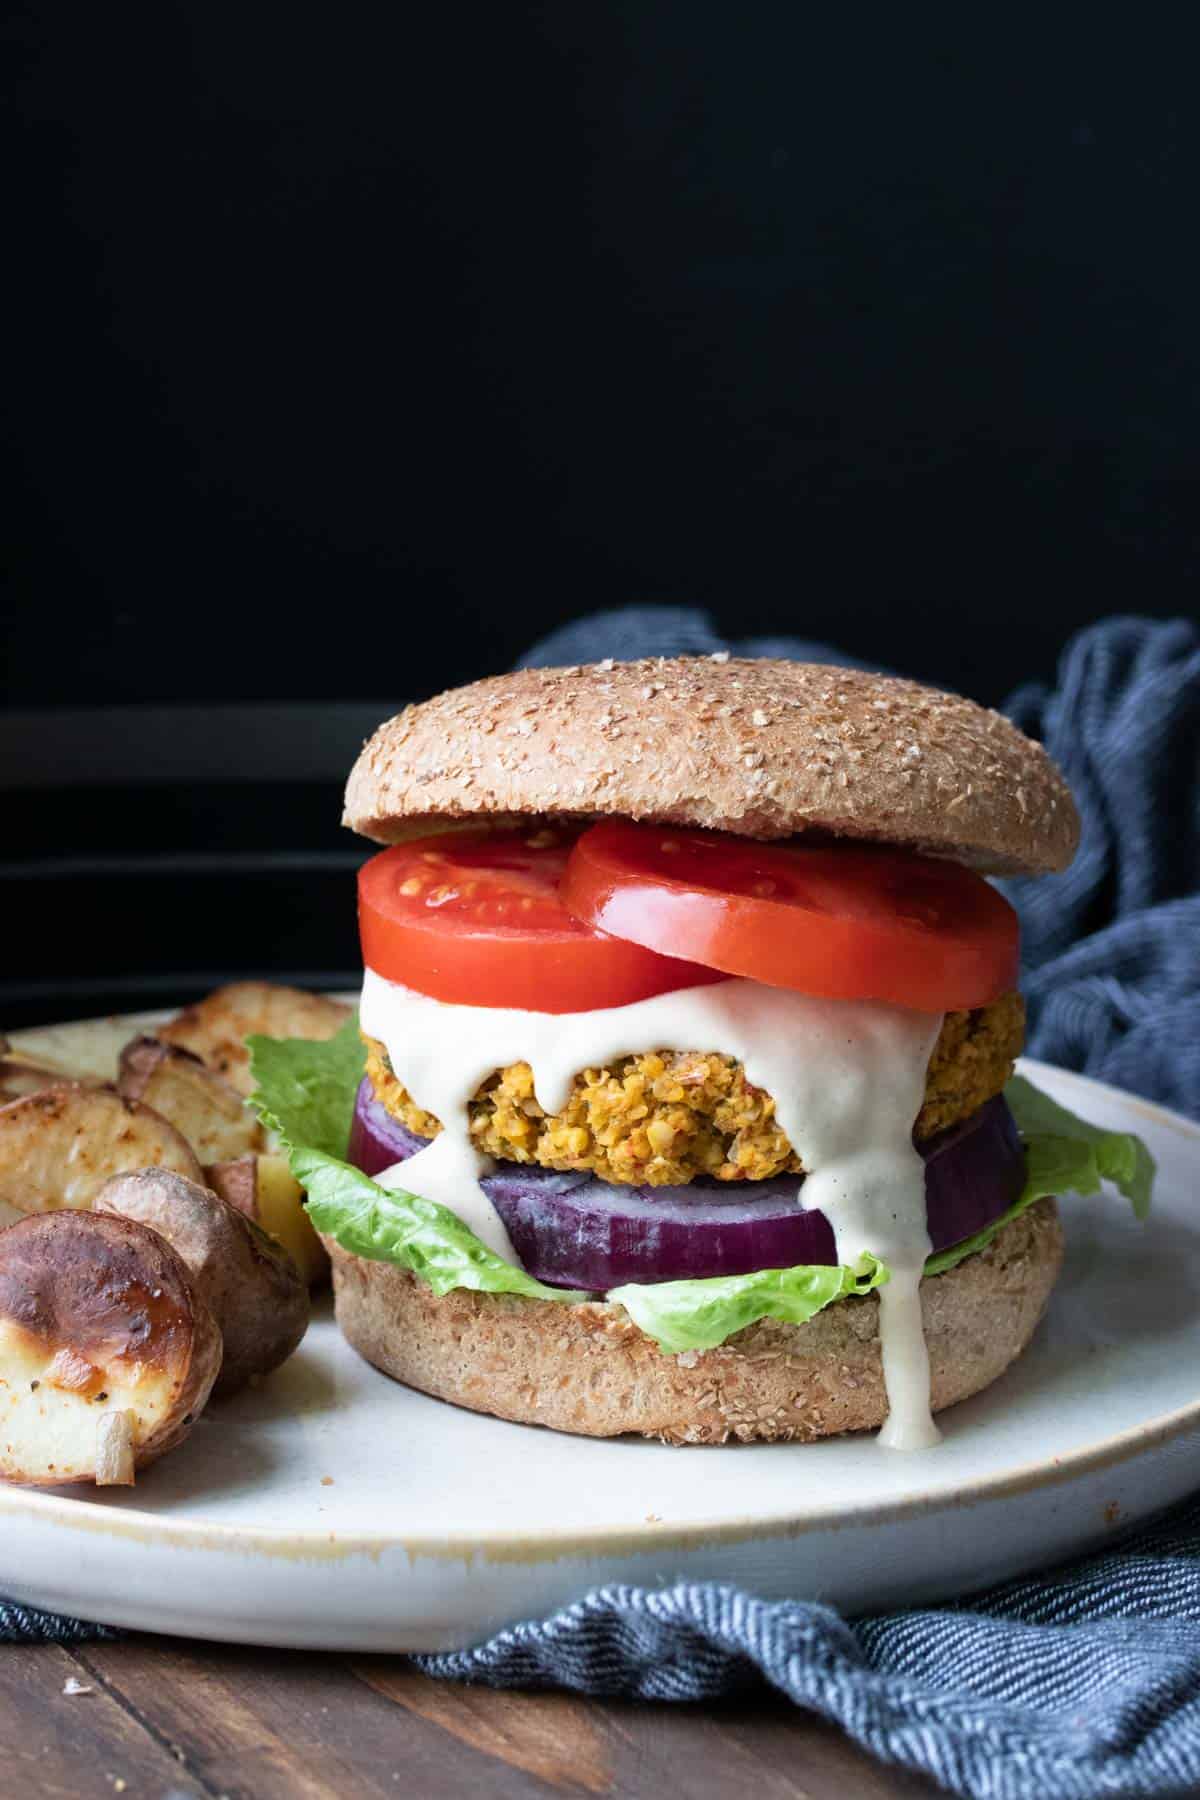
418 1496 1200 1799
0 1599 117 1644
1001 617 1200 1120
11 613 1200 1800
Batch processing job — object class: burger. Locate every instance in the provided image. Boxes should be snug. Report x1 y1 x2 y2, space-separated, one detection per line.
253 656 1151 1446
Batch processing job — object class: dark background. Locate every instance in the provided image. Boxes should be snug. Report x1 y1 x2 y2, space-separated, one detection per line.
4 6 1199 1019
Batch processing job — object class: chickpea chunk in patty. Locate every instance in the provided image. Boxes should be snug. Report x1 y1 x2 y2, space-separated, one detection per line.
364 991 1024 1187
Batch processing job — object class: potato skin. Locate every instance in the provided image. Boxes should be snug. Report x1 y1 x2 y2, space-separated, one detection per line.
117 1036 262 1164
95 1169 309 1397
0 1084 203 1214
0 1211 222 1485
203 1157 256 1213
157 983 351 1097
206 1155 330 1289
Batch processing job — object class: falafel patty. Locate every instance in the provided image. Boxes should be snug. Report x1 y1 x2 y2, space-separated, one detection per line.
364 990 1024 1187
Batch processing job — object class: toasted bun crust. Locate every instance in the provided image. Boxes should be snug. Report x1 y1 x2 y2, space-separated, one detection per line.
326 1198 1062 1444
343 658 1078 875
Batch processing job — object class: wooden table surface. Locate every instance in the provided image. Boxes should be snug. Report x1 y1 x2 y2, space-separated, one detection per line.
2 1634 947 1799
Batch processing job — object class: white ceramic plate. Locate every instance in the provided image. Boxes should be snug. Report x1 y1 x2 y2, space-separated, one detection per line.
1 1016 1198 1651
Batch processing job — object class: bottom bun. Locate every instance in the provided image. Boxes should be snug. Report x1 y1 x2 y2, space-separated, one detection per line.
326 1198 1063 1444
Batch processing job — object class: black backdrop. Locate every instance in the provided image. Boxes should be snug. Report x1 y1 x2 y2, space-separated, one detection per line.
8 5 1200 707
4 7 1200 1017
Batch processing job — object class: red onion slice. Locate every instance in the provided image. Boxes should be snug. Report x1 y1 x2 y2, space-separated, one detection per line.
347 1079 1026 1289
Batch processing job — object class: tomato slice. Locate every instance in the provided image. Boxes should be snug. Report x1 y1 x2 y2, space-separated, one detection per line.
560 822 1019 1012
358 828 726 1013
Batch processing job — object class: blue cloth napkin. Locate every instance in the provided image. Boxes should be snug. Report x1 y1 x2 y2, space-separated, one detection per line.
10 612 1200 1800
0 1599 117 1645
426 610 1200 1800
418 1496 1200 1800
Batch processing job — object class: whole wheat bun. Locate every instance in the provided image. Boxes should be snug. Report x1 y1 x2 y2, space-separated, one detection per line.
325 1198 1062 1444
344 657 1078 875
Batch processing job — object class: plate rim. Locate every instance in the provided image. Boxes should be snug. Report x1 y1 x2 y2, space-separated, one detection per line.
2 1020 1197 1565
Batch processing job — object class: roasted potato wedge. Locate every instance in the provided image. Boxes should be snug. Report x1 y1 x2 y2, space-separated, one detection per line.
206 1153 329 1287
95 1168 310 1397
117 1036 262 1164
157 982 351 1097
5 1015 152 1085
0 1211 221 1486
0 1031 106 1101
0 1085 203 1215
0 1060 80 1103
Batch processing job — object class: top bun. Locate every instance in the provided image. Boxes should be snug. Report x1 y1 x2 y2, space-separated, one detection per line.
344 657 1078 876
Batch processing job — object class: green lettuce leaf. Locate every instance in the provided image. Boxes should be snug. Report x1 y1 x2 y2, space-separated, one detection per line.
246 1027 1154 1356
608 1256 888 1356
245 1023 887 1349
293 1145 571 1303
247 1016 365 1160
247 1019 569 1303
1004 1074 1154 1219
924 1074 1154 1276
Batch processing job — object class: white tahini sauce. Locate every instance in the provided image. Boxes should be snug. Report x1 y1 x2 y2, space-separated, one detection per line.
360 967 945 1450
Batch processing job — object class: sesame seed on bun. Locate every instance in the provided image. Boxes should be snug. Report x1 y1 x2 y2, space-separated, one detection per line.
343 657 1079 877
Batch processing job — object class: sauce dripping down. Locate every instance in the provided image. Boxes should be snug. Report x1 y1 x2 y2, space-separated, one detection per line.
360 968 944 1449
